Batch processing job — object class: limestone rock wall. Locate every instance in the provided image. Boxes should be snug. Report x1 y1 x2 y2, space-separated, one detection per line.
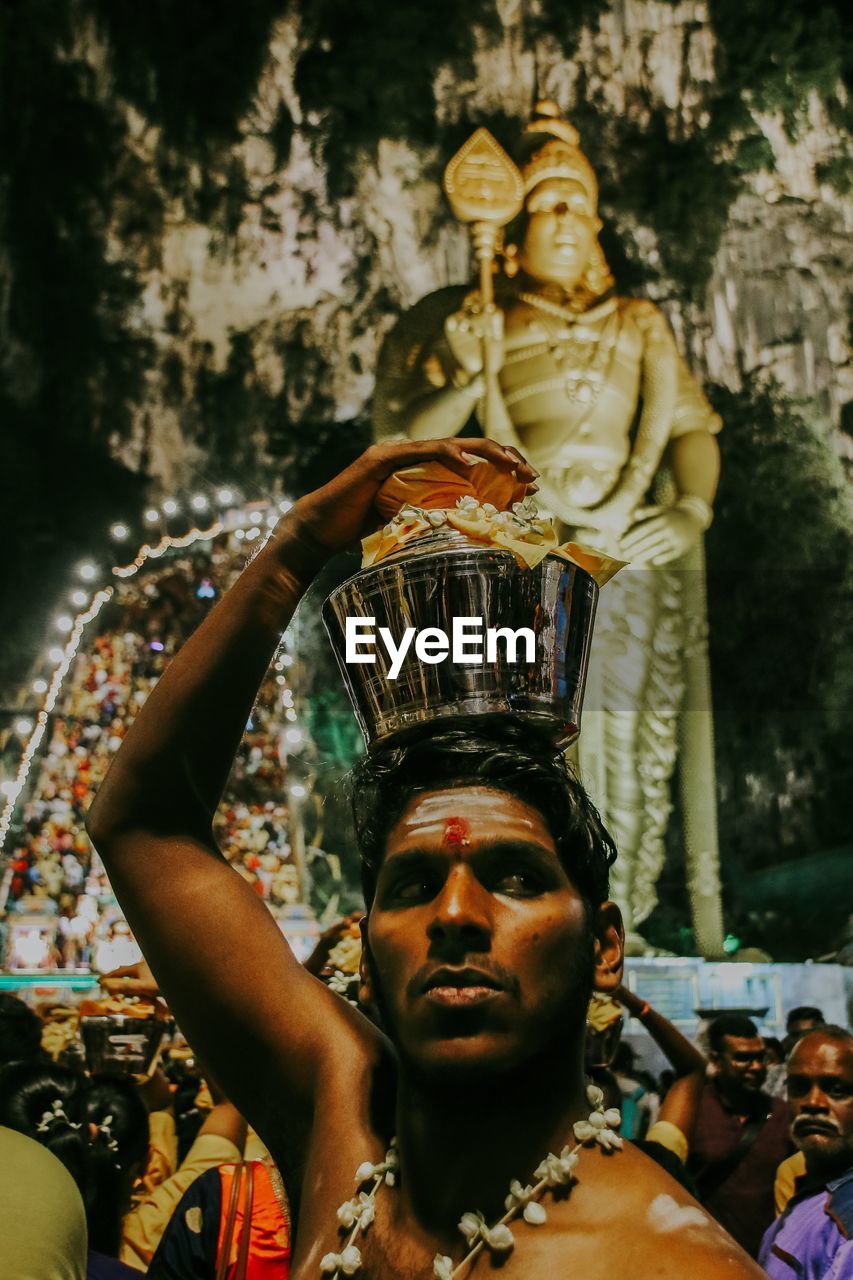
45 0 846 492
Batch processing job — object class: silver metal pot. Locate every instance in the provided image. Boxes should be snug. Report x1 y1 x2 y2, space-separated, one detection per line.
323 535 598 749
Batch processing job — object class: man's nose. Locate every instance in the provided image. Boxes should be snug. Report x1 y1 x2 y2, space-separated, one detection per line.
427 866 491 950
800 1085 830 1111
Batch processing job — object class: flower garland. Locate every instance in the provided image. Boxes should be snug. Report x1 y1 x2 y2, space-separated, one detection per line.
320 1085 622 1279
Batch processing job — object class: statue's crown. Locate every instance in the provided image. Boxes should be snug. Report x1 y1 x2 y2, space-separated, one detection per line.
521 100 598 207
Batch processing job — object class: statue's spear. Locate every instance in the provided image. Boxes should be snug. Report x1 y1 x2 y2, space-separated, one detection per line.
443 129 524 437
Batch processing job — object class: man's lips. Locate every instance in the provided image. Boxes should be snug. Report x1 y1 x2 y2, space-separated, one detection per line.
793 1119 840 1137
421 967 505 1007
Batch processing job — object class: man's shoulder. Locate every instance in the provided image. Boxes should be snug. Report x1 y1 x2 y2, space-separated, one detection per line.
601 1144 763 1275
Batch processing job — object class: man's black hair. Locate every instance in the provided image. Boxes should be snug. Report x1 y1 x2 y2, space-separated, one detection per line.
786 1006 824 1029
351 722 617 911
0 992 43 1067
708 1013 759 1054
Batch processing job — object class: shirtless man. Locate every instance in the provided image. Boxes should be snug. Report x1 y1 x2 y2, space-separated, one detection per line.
87 439 761 1278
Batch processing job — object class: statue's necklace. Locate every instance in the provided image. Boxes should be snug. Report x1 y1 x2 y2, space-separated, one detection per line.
319 1085 622 1279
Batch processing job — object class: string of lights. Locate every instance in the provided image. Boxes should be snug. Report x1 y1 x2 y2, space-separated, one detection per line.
0 491 296 857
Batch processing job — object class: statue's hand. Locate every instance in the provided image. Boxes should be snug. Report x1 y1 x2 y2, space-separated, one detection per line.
444 301 505 384
620 503 703 566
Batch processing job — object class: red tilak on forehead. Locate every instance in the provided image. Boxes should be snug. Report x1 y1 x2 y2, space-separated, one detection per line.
442 817 470 847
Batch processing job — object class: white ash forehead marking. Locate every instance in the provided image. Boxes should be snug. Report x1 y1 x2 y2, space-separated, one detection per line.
647 1194 710 1234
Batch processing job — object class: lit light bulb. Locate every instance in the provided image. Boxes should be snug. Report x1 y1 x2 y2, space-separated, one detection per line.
144 509 159 524
48 646 64 663
285 728 302 743
111 522 129 540
191 494 208 511
78 562 97 581
289 783 307 799
56 615 74 632
234 529 246 541
280 654 294 667
0 781 15 799
285 708 298 722
162 499 179 515
246 527 260 541
32 679 48 695
217 488 234 505
279 499 293 514
15 718 33 736
70 590 87 607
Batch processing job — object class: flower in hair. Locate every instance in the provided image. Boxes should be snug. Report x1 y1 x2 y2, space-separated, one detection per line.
36 1099 81 1134
97 1114 120 1155
433 1256 454 1280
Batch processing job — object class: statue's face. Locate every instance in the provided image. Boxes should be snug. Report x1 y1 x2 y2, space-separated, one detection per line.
520 177 600 290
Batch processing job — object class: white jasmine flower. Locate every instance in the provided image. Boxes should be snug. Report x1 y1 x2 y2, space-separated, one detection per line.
433 1256 454 1280
458 1211 483 1244
481 502 497 515
354 1161 376 1183
358 1197 375 1228
534 1148 578 1186
340 1246 363 1274
336 1198 359 1229
504 1179 532 1210
523 1201 547 1225
588 1111 607 1130
586 1084 604 1108
320 1245 362 1275
456 495 479 511
604 1108 622 1128
597 1129 624 1152
426 510 447 527
484 1223 515 1251
572 1120 598 1144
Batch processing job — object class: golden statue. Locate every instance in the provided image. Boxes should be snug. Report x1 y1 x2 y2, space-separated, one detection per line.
373 102 725 956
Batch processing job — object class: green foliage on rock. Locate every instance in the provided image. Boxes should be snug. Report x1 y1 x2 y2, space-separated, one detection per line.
295 0 500 197
707 375 853 870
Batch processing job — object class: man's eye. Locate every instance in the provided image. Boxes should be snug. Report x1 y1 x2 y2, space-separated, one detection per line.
494 870 542 897
391 876 436 903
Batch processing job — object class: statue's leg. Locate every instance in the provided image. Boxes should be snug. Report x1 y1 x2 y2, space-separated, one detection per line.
578 567 672 945
677 539 725 959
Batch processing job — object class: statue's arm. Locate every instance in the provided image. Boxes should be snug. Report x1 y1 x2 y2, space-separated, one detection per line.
397 376 482 442
667 429 720 507
372 287 498 443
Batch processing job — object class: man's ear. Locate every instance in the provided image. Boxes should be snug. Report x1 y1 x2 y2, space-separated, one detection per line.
358 914 374 1009
592 901 624 994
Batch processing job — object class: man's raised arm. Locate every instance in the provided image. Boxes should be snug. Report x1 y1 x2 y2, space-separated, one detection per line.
86 439 536 1137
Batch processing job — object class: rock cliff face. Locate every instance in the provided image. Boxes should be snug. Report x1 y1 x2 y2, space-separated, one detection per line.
52 0 847 489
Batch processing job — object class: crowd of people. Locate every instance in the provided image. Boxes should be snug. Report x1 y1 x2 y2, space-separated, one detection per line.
3 442 850 1280
0 951 850 1278
2 537 309 969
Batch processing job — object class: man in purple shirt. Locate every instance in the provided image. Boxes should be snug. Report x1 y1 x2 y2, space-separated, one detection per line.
689 1013 791 1256
759 1026 853 1279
